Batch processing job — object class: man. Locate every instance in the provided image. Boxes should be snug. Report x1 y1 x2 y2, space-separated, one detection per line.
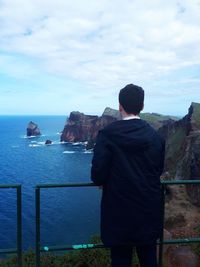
91 84 165 267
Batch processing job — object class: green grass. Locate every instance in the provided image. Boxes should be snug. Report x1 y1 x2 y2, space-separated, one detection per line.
191 102 200 125
140 113 178 122
140 113 179 130
165 127 186 174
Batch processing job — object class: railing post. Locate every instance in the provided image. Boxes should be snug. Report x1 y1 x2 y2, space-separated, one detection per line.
17 185 22 267
158 183 166 267
35 187 40 267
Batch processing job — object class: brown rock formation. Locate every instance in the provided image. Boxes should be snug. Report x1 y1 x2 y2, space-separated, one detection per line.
61 111 98 142
177 132 200 206
26 121 41 136
60 109 117 144
158 102 200 206
61 107 178 147
158 102 200 175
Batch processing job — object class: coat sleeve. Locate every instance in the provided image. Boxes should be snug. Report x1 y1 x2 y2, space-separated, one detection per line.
159 139 166 176
91 131 112 186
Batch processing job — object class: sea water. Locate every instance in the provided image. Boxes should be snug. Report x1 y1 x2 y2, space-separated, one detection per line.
0 115 101 250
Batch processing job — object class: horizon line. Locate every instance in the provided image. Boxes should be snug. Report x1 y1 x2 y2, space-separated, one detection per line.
0 112 183 118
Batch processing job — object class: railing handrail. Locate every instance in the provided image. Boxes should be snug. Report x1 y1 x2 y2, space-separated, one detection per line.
35 179 200 189
36 182 95 188
39 236 200 251
35 179 200 267
161 179 200 185
0 184 21 189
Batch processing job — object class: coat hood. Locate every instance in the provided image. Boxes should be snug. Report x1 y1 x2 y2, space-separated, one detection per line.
102 119 155 151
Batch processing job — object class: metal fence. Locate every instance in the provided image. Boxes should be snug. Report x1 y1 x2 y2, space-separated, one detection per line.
0 181 200 267
35 180 200 267
0 184 22 267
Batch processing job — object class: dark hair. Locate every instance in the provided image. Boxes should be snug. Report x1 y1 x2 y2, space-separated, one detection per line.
118 84 144 114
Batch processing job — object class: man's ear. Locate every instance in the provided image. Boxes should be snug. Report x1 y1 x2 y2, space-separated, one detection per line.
141 103 144 112
119 103 123 112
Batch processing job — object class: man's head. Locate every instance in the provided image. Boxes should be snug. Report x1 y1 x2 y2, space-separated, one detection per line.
119 84 144 115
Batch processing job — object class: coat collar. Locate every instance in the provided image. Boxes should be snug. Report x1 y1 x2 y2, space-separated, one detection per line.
123 114 140 120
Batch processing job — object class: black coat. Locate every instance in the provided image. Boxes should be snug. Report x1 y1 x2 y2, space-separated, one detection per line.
91 119 165 246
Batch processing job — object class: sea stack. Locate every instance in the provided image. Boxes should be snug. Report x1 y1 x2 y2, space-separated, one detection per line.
45 139 52 145
27 121 41 136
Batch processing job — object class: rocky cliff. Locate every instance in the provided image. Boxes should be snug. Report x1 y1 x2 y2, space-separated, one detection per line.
158 102 200 205
60 109 117 149
27 121 41 136
61 107 178 148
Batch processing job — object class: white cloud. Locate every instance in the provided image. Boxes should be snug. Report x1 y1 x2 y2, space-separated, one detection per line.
0 0 200 114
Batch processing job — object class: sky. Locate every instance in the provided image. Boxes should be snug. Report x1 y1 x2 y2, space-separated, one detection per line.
0 0 200 116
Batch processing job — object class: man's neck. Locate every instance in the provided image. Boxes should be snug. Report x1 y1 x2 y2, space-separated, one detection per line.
122 113 140 120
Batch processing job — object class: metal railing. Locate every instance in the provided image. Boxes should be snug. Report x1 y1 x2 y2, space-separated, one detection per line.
35 180 200 267
0 180 199 267
0 184 22 267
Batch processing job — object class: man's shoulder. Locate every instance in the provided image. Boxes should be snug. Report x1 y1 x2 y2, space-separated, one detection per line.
101 119 155 131
147 124 165 146
100 119 152 136
100 120 126 135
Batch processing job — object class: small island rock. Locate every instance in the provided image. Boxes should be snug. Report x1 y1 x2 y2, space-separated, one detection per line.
27 121 41 136
45 140 52 145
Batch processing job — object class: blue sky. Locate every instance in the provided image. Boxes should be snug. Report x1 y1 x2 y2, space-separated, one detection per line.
0 0 200 116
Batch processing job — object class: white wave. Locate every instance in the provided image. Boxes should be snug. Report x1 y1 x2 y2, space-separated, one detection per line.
31 140 66 146
38 141 46 145
72 142 83 146
21 135 37 139
50 140 65 145
72 141 88 146
29 141 54 147
63 151 76 154
83 150 93 154
45 140 67 145
60 141 68 144
29 144 41 147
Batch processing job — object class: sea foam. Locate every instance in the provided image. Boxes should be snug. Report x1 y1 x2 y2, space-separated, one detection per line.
63 151 76 154
29 144 41 147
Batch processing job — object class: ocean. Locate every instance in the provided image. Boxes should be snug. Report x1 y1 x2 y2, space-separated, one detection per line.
0 115 101 251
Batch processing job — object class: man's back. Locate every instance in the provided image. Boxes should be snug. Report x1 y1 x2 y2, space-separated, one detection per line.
91 118 165 246
91 84 165 267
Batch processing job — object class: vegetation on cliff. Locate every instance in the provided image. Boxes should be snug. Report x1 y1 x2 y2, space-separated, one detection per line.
191 102 200 126
0 236 141 267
